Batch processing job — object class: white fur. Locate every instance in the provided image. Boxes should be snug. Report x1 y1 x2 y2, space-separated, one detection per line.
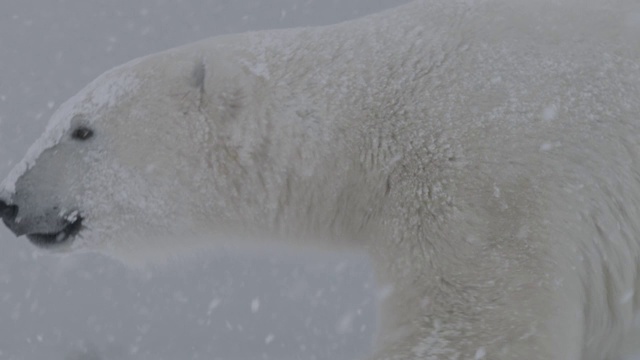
3 0 640 359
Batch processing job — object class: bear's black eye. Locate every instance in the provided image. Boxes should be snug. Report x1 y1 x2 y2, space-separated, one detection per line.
71 126 93 141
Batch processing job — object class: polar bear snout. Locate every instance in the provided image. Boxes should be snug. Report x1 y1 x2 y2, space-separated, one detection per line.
0 197 83 250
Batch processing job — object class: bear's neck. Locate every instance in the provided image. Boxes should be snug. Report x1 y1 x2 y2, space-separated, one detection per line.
198 0 467 252
255 1 465 242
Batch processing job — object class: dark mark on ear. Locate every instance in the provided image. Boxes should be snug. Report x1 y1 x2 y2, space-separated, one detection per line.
188 58 207 112
191 58 206 94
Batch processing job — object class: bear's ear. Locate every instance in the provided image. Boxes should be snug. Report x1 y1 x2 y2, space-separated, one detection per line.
186 57 245 123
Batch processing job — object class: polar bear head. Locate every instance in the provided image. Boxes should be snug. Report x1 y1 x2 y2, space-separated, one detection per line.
0 44 270 260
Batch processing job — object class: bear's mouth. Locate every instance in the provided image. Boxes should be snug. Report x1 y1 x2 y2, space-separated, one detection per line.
26 216 83 249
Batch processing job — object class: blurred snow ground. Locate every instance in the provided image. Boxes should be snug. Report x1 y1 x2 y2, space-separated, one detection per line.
0 0 410 359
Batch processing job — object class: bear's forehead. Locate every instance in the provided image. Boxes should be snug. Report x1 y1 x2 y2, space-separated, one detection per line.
0 60 142 195
48 63 142 132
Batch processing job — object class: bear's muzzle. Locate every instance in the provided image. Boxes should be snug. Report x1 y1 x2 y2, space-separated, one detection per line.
0 197 83 249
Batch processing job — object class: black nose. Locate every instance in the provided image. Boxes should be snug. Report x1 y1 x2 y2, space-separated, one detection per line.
0 199 20 235
0 199 18 220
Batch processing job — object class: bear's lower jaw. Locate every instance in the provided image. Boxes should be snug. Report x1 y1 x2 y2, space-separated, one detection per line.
26 216 83 250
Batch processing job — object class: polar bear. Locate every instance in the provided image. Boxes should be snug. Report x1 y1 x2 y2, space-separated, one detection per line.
1 0 640 359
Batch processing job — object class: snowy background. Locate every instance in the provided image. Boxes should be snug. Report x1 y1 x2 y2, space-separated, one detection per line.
0 0 410 359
